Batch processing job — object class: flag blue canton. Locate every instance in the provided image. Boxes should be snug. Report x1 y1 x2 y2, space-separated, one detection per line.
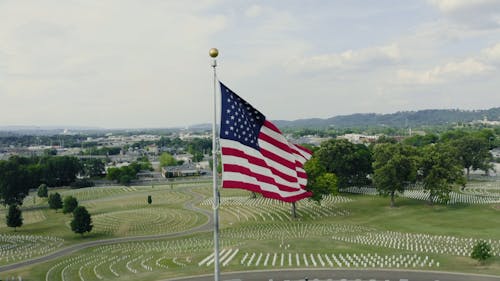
220 82 265 151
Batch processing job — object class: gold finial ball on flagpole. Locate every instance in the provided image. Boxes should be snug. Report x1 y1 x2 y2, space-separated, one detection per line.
209 48 219 58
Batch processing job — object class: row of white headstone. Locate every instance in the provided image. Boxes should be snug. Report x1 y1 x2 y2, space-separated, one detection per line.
342 186 500 204
91 237 219 256
332 231 500 257
233 251 439 269
91 207 199 235
0 234 64 264
221 223 373 241
200 195 352 222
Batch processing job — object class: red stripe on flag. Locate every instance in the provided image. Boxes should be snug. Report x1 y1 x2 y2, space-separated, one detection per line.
221 147 299 183
263 120 282 134
223 164 299 192
259 131 295 156
296 170 307 179
259 148 299 171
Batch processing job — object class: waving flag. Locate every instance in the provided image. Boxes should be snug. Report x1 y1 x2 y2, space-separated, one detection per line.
219 82 313 202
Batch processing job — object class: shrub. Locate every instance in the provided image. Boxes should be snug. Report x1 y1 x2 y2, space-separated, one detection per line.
62 196 79 214
471 240 492 263
37 184 48 197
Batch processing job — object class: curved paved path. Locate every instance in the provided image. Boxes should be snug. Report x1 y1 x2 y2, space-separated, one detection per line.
163 269 500 281
0 187 214 273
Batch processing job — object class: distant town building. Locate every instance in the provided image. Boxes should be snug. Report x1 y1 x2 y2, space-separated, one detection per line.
337 134 378 144
174 153 193 164
291 135 331 146
162 163 201 178
472 117 500 126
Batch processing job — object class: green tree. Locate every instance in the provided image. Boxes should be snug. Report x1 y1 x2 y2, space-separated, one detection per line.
37 183 48 198
315 139 372 189
106 167 121 182
418 144 465 205
471 240 492 263
440 129 468 142
62 196 79 214
106 165 139 185
304 157 338 203
6 204 23 231
475 129 496 149
41 156 82 186
119 174 134 186
70 206 93 236
403 134 438 147
450 135 493 179
48 192 63 212
191 151 204 162
159 152 177 167
82 158 105 178
373 143 417 207
0 158 36 206
147 195 152 205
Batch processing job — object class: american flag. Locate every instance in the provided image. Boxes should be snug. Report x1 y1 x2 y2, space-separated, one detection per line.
219 82 313 202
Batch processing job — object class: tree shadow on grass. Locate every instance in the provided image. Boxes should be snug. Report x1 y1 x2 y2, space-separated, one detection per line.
72 231 109 240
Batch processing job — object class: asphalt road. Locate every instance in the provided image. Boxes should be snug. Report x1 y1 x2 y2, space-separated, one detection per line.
163 269 500 281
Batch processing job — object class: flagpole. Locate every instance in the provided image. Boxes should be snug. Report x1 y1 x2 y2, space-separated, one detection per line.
209 47 220 281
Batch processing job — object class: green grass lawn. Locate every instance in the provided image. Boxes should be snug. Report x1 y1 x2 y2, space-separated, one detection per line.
1 182 499 280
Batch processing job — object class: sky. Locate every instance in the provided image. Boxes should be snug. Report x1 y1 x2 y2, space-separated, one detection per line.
1 0 500 128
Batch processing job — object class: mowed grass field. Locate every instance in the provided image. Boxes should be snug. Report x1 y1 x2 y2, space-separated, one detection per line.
0 182 208 263
0 181 499 280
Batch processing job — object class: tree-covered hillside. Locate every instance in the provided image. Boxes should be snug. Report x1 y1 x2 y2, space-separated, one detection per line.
274 107 500 129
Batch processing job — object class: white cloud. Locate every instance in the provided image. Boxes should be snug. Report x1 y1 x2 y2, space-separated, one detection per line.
0 1 499 127
0 0 229 127
429 0 498 13
481 42 500 62
290 44 401 73
397 58 494 84
428 0 500 29
245 5 263 18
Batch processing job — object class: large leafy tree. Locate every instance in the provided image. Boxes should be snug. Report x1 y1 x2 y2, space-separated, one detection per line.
6 204 23 231
62 196 79 214
41 156 82 186
315 139 372 189
450 135 492 179
159 152 177 167
71 206 93 236
372 143 417 207
106 164 141 185
48 192 63 212
0 157 40 206
418 143 465 205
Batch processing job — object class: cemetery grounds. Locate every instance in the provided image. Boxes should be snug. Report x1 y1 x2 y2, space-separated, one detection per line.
0 179 499 280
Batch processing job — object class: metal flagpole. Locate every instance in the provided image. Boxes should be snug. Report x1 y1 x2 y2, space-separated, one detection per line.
209 47 220 281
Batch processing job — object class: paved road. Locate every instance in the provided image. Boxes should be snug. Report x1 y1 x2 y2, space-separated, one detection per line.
0 187 214 273
163 269 500 281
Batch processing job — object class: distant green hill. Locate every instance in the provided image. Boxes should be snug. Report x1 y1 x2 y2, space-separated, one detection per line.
273 107 500 129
